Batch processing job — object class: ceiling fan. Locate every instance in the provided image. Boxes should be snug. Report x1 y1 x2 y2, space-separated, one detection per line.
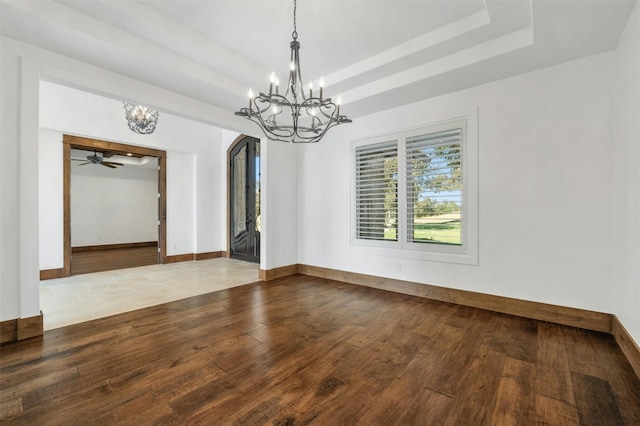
72 151 124 169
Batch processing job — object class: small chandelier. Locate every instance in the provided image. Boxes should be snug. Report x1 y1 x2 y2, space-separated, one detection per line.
234 0 351 143
123 103 159 135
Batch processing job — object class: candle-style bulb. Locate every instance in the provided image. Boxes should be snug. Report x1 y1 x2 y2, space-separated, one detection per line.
270 72 276 83
319 77 325 88
248 88 254 99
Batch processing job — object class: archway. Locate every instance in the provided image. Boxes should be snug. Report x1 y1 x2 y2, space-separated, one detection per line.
227 135 261 263
62 134 167 276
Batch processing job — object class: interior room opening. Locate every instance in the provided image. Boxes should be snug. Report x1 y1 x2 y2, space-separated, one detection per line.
69 146 160 275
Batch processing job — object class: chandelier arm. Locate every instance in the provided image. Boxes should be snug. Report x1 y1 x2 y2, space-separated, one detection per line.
317 103 337 120
248 113 293 142
301 97 335 121
289 42 297 96
253 94 276 115
293 116 341 143
295 47 305 101
252 95 298 141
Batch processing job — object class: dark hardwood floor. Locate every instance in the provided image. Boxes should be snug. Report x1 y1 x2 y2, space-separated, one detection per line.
1 275 639 425
71 246 159 275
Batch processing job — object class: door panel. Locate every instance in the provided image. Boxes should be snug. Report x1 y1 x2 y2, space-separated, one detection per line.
230 137 260 263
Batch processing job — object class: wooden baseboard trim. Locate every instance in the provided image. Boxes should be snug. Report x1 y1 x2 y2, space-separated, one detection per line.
260 264 299 281
195 251 224 261
297 264 612 333
40 268 65 280
18 312 44 340
72 241 158 252
0 319 17 344
165 254 196 263
166 252 226 263
612 315 640 379
1 311 44 344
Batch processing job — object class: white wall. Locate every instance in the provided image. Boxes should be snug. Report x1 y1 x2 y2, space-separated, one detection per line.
220 129 299 271
1 35 258 321
614 3 640 347
38 129 64 269
166 151 196 255
299 52 616 314
70 162 158 247
263 140 299 270
38 81 224 262
0 41 21 320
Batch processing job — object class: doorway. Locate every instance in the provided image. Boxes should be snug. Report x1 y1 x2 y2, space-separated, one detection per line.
228 136 260 263
62 135 167 276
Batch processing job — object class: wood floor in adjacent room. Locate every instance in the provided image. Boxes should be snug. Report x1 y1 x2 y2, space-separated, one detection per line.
71 246 160 275
2 275 640 425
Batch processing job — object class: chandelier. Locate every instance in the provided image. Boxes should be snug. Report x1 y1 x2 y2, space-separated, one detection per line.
123 103 159 135
234 0 351 143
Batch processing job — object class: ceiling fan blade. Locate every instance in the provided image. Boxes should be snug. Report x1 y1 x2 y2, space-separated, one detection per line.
101 163 117 169
78 162 91 166
102 161 124 166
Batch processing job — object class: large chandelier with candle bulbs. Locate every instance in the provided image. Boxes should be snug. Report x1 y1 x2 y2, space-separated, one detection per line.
234 0 351 143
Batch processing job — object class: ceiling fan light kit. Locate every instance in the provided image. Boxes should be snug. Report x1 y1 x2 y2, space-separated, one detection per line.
124 103 159 135
235 0 351 143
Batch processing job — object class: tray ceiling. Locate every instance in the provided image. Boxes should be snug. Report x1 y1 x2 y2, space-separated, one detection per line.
1 0 635 120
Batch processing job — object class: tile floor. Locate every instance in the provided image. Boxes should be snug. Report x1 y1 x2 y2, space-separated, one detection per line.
40 258 260 331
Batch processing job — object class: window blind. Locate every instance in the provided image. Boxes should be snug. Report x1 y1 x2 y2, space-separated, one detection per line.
405 128 462 245
354 140 398 241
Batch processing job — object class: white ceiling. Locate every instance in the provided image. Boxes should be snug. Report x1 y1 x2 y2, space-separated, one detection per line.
1 0 636 120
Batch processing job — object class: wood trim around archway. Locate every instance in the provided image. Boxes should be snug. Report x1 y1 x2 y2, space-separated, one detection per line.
62 134 167 276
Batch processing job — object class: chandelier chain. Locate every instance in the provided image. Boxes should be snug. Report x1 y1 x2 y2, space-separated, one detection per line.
292 0 297 39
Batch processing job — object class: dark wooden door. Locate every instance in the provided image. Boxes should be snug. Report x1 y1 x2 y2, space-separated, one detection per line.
230 136 260 263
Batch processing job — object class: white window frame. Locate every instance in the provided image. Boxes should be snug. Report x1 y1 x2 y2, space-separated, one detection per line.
351 111 478 265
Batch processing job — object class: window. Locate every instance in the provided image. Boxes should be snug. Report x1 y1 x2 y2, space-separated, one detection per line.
352 116 477 264
354 139 398 242
405 127 462 246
